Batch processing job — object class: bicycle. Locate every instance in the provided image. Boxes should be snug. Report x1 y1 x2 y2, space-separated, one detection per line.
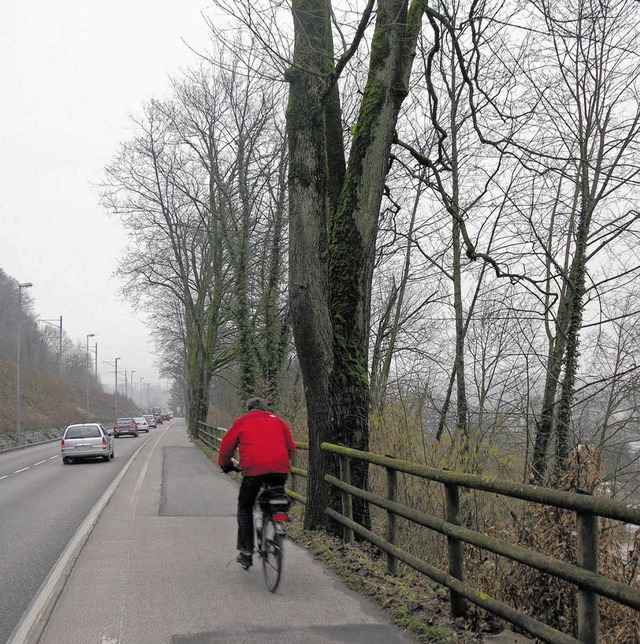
224 464 291 592
253 484 291 592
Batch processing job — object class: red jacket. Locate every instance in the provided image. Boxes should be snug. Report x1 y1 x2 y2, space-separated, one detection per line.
217 409 295 476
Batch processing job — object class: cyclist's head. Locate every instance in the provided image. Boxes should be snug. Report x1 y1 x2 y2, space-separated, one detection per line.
246 397 267 412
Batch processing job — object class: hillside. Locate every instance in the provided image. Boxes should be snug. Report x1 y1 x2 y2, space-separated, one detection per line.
0 358 142 448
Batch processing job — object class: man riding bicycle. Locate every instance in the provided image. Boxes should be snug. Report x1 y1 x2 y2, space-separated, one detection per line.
218 397 295 569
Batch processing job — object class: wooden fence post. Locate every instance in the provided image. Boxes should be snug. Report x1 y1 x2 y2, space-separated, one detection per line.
340 454 354 544
445 482 466 617
291 451 297 495
386 463 399 575
577 511 599 643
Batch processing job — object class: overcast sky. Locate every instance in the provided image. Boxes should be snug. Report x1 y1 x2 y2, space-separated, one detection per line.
0 1 215 391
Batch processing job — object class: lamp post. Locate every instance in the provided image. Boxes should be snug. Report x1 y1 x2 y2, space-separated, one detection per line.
86 333 95 420
130 370 136 414
139 377 144 410
114 357 121 418
41 316 63 376
16 281 33 435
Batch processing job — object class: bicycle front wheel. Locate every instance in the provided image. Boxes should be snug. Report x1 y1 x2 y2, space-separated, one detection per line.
261 517 284 592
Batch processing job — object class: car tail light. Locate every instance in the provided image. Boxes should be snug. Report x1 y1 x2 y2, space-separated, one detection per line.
61 439 65 450
102 437 107 446
130 423 136 428
272 513 287 522
114 424 120 429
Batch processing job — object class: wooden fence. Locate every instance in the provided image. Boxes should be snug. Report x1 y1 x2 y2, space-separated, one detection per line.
198 422 640 644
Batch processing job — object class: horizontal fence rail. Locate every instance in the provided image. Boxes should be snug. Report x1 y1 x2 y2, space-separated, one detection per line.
321 443 640 644
198 423 225 452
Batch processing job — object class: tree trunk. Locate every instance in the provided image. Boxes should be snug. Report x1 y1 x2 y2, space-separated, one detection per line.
555 163 593 477
530 304 569 484
287 0 423 531
287 0 340 530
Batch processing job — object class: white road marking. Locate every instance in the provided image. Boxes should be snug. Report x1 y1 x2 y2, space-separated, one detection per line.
33 460 46 466
129 430 165 515
0 475 7 480
49 456 58 460
14 467 29 474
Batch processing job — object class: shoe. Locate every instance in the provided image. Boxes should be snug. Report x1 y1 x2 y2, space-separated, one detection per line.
236 552 252 569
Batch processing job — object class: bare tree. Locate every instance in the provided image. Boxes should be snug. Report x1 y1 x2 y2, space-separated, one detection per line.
522 0 640 482
102 92 231 435
104 42 291 431
169 48 291 406
369 172 444 413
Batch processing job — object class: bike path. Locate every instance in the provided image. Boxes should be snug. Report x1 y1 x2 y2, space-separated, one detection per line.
33 420 415 643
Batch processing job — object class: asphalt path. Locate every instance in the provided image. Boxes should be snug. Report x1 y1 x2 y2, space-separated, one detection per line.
0 425 162 643
24 419 415 644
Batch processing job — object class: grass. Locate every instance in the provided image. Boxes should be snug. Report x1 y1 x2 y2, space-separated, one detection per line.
285 520 487 644
0 358 142 435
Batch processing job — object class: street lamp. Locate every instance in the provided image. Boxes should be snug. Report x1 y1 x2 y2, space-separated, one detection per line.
86 333 95 420
40 316 63 376
139 377 144 409
16 281 33 435
130 370 136 414
114 357 121 417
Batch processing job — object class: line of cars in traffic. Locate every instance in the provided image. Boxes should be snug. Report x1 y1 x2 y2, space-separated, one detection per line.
60 411 173 464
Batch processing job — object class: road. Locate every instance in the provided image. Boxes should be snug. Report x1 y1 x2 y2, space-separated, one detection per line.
0 426 162 643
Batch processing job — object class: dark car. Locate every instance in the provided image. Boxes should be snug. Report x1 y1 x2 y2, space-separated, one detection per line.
154 414 163 425
113 417 139 438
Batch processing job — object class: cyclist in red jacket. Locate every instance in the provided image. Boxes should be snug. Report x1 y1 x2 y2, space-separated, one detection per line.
218 397 295 568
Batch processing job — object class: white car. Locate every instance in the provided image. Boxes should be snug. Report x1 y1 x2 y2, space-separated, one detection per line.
134 416 150 433
144 414 157 429
61 423 114 464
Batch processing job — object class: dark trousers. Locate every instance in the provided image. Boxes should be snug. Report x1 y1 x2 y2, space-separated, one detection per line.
237 473 288 554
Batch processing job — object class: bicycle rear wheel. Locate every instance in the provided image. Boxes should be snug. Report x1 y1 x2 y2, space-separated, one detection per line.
261 516 284 592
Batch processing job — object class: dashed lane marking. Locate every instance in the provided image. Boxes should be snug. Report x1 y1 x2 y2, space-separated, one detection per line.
1 456 58 482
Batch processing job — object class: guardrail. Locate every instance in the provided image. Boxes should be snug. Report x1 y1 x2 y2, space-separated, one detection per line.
197 421 640 643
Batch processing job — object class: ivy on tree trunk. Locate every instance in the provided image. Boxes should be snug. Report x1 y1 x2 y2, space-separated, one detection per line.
287 0 423 531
